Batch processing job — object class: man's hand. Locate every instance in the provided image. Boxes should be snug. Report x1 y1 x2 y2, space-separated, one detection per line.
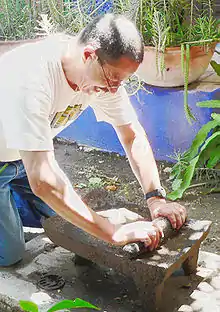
112 220 163 251
147 198 187 230
98 208 163 250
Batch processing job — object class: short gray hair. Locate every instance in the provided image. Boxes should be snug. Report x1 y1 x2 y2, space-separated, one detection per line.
78 13 144 64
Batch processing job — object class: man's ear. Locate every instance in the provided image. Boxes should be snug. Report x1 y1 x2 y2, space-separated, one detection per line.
83 45 98 62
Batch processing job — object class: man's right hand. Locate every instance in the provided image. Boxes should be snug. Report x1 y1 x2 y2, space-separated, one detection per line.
97 208 163 250
112 220 164 251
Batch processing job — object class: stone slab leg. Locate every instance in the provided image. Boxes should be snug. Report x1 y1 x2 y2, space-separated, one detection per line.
182 244 200 275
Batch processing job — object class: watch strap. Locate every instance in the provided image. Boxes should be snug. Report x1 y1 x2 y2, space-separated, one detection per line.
144 188 166 200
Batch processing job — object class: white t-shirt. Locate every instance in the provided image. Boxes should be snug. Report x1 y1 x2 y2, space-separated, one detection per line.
0 34 138 161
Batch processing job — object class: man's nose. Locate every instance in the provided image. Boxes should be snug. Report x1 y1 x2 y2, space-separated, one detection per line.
108 86 119 94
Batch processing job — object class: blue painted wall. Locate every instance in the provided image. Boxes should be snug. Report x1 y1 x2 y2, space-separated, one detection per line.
58 85 217 162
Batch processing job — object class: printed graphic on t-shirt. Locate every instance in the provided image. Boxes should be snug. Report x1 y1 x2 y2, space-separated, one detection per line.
50 104 83 128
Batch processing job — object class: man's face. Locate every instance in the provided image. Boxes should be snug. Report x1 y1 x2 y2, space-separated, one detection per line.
81 47 139 94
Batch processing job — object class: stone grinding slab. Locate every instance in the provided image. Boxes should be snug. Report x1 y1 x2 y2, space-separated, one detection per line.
42 211 212 311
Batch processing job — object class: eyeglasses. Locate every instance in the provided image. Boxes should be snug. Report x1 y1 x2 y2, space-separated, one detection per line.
98 58 123 91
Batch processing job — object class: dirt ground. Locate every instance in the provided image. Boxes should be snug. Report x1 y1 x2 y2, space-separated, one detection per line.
54 137 220 255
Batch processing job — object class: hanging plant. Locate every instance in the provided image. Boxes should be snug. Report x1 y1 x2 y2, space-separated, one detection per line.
181 43 197 123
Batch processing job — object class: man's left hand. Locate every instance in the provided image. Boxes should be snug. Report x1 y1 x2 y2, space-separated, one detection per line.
147 198 187 230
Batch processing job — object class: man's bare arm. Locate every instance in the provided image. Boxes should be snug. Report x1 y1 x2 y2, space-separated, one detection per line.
114 122 187 229
20 150 116 243
114 121 162 194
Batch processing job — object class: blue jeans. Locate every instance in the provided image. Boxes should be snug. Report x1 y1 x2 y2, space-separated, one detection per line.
0 160 56 266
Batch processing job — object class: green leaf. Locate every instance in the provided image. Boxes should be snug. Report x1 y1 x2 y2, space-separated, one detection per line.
88 177 103 188
183 119 219 161
19 301 38 312
197 100 220 108
206 145 220 168
194 130 220 162
212 113 220 123
167 156 199 200
210 60 220 76
0 163 8 174
47 298 100 312
168 131 220 200
197 135 220 167
88 177 102 184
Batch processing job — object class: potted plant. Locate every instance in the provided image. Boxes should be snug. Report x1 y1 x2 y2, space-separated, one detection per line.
113 0 220 121
0 0 111 56
113 0 220 86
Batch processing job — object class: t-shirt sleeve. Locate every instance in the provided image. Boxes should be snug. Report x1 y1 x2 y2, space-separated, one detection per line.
89 86 138 127
0 64 54 152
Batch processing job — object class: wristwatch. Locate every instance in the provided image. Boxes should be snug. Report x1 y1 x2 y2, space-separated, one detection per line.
144 187 166 200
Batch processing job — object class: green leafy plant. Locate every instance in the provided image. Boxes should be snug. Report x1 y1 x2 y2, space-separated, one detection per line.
20 298 100 312
0 0 110 40
88 177 104 189
113 0 220 123
0 0 43 40
43 0 110 35
167 59 220 200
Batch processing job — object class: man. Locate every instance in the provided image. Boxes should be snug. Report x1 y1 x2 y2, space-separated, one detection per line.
0 13 186 267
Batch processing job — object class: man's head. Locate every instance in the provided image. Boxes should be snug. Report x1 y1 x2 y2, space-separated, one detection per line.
71 13 144 94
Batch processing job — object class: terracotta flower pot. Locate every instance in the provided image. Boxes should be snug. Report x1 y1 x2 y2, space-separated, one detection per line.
136 43 217 87
0 38 42 56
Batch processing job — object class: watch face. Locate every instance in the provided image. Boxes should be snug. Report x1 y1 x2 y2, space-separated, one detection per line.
160 187 166 198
